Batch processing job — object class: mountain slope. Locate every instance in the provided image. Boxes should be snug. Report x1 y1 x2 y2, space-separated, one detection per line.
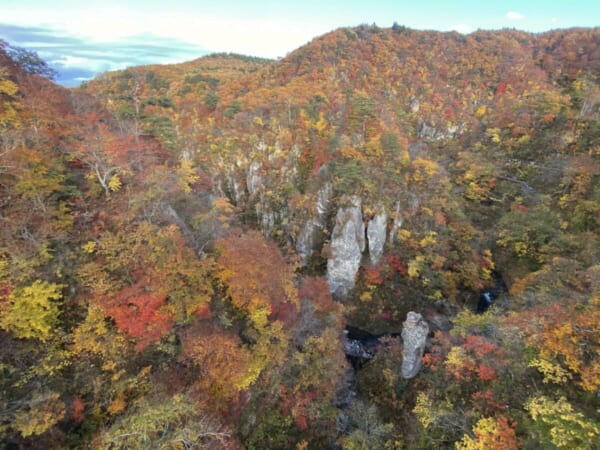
81 28 600 447
100 25 599 306
1 26 599 448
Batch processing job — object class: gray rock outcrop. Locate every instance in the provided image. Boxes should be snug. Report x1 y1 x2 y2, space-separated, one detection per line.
367 209 387 265
257 204 275 236
246 160 262 195
401 312 430 379
222 171 244 205
418 122 464 141
296 182 332 265
326 196 365 298
389 202 403 243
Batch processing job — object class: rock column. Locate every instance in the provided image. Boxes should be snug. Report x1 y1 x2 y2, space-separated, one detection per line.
401 312 429 379
326 196 365 298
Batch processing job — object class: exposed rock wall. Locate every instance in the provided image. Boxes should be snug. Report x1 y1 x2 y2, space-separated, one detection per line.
256 202 275 236
367 209 388 265
390 202 403 243
246 160 262 195
401 312 429 379
223 171 244 205
326 197 365 298
296 182 333 264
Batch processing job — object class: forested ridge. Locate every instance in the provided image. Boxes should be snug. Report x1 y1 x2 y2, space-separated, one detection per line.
0 25 599 448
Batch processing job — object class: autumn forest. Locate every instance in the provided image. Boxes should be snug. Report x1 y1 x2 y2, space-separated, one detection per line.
1 25 599 449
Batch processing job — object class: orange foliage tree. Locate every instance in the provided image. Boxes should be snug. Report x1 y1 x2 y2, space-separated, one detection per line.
215 229 298 325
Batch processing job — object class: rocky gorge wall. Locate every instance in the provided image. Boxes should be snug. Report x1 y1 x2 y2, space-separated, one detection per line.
216 147 405 299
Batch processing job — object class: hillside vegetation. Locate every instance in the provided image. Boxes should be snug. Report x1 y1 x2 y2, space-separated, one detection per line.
1 26 599 448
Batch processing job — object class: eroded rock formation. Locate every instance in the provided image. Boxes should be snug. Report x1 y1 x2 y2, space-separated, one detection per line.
401 311 429 379
296 182 333 265
367 209 388 265
326 196 365 298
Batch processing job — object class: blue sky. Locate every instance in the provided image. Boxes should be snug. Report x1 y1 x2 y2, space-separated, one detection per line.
0 0 598 86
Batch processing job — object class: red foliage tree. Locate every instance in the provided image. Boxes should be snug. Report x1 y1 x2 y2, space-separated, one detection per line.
103 281 172 350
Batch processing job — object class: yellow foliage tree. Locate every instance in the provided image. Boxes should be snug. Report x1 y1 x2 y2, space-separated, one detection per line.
513 298 600 392
526 395 600 450
0 279 63 341
72 305 128 373
12 392 65 438
455 416 519 450
0 69 20 130
176 158 200 193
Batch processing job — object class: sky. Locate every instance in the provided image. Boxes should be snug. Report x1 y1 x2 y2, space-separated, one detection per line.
0 0 599 87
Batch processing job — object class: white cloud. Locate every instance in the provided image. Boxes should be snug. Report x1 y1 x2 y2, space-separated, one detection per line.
506 11 524 21
450 24 472 34
0 6 329 58
53 54 120 72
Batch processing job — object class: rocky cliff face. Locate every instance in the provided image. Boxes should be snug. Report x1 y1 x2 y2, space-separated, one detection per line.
246 160 263 195
326 197 365 298
221 170 244 205
256 200 275 236
325 201 394 294
296 182 333 265
401 312 429 379
389 202 403 243
367 209 388 265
